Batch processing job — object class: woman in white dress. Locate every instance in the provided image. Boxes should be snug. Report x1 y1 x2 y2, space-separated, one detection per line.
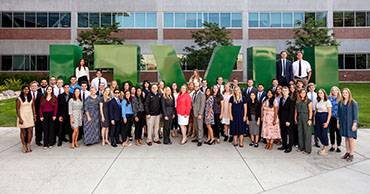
221 83 232 142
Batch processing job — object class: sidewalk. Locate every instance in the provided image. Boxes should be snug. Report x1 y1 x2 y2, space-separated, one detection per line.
0 127 369 194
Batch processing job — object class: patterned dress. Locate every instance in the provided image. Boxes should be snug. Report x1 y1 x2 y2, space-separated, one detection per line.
205 96 215 125
262 99 281 139
83 96 101 144
68 99 83 129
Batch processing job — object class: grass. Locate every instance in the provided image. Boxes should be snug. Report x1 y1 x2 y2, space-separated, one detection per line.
0 83 369 128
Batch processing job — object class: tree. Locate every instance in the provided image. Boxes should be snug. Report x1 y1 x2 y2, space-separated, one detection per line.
182 22 233 70
77 23 124 67
286 19 339 60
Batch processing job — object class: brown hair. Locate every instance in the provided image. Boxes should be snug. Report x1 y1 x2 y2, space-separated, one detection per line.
316 89 328 102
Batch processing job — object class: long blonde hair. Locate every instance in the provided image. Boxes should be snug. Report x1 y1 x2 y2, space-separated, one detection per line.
341 88 354 105
163 87 173 100
330 86 342 103
233 86 242 103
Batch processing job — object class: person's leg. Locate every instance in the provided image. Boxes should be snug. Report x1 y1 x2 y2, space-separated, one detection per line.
35 118 43 145
287 126 294 151
180 125 187 143
297 118 304 151
109 123 117 146
20 128 26 152
280 123 287 149
101 127 106 145
349 138 355 155
329 117 336 149
43 113 51 148
304 122 312 154
121 120 128 144
153 115 160 142
49 119 55 147
255 135 260 145
146 116 154 143
239 135 244 147
57 120 63 145
197 118 204 143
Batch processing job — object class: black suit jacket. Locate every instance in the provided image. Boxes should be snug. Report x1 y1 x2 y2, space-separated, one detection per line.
278 97 295 125
57 93 71 118
109 98 122 121
276 59 293 84
243 87 257 99
32 91 43 117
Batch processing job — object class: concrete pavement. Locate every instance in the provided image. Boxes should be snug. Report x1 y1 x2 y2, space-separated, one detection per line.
0 127 369 194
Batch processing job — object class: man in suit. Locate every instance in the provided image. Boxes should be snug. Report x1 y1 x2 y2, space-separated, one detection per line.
191 82 206 146
270 79 279 94
256 84 266 103
57 83 72 146
37 79 48 96
243 79 257 99
109 89 123 147
30 81 43 146
278 87 295 153
276 51 294 86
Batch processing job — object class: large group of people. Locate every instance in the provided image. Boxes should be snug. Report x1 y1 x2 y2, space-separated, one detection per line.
16 52 359 162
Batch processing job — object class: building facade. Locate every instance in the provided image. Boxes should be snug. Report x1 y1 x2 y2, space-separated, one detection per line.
1 0 370 82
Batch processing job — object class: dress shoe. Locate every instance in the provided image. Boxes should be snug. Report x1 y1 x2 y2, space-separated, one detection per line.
254 143 259 148
154 140 161 144
111 144 117 147
341 153 350 159
57 141 62 147
249 143 254 146
228 137 233 143
347 155 354 162
314 142 320 148
191 139 198 143
284 149 292 153
223 136 228 142
36 142 43 146
329 147 335 152
277 146 286 150
336 148 341 153
147 142 152 146
197 142 202 146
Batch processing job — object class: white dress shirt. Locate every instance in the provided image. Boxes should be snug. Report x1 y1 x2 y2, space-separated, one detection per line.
53 85 63 97
81 90 90 101
292 59 311 78
307 91 317 111
91 77 107 90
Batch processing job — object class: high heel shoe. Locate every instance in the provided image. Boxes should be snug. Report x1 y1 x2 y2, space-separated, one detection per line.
181 139 188 145
208 139 216 145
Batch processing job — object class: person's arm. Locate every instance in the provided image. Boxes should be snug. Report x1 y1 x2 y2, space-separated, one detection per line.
229 102 233 121
52 98 58 119
161 98 168 119
144 94 151 116
273 102 278 125
16 98 23 124
86 67 90 81
99 102 105 122
122 100 127 120
220 99 224 119
198 94 206 119
352 102 359 131
308 102 313 127
39 99 44 121
243 101 248 122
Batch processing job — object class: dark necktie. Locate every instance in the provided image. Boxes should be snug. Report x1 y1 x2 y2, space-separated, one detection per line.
282 59 286 77
98 78 101 88
298 60 302 77
193 91 197 102
83 91 86 104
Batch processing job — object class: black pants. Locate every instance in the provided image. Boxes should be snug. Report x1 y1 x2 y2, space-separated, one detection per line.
293 124 298 146
58 116 71 143
213 113 222 138
163 117 173 144
278 78 289 87
122 115 134 142
110 119 122 145
134 111 145 140
172 113 179 131
280 121 294 149
329 117 341 146
42 112 55 147
35 117 43 144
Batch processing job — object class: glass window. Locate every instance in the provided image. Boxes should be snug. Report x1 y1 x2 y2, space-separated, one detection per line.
146 12 156 27
24 56 30 70
260 13 270 27
135 12 145 27
220 13 231 28
344 12 354 27
48 12 60 27
25 12 36 27
174 13 186 28
36 56 48 70
30 56 36 71
1 56 12 70
112 12 121 26
316 12 327 27
100 13 112 27
305 12 315 22
186 13 197 28
271 13 281 27
60 13 70 27
164 13 173 27
368 54 370 69
338 54 344 69
282 12 293 27
78 13 88 27
333 12 344 27
123 12 134 27
355 12 366 27
367 12 370 26
203 13 209 24
231 13 242 27
36 12 47 27
1 12 12 27
356 54 367 69
197 13 203 27
249 12 258 27
13 12 25 27
209 13 220 25
294 12 304 27
13 55 25 71
89 12 100 27
345 54 355 69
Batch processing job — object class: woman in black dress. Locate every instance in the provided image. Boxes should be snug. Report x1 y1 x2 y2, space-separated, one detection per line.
100 87 111 146
228 87 247 147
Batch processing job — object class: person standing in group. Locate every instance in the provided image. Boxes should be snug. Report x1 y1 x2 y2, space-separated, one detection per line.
261 90 281 150
83 87 100 146
100 88 111 146
142 80 151 97
216 77 224 94
75 59 90 87
121 91 134 147
109 89 123 147
187 81 195 138
292 51 312 85
328 86 342 153
80 82 90 103
38 79 48 95
244 79 257 100
256 84 266 103
247 92 260 147
69 88 83 149
132 87 145 145
171 82 179 137
337 88 359 162
189 69 202 84
91 70 107 91
212 85 224 143
307 83 319 148
278 87 295 153
276 50 293 86
315 89 332 156
69 76 81 94
16 85 35 153
289 83 298 146
191 82 206 147
270 79 279 94
295 89 313 154
204 87 215 145
57 84 72 146
109 80 118 97
39 86 58 149
229 87 247 147
221 83 232 142
161 87 176 145
54 78 64 97
176 84 192 145
145 84 162 146
30 81 43 146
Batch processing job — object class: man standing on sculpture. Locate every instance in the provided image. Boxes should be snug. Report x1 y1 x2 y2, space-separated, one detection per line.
292 51 312 85
276 51 293 86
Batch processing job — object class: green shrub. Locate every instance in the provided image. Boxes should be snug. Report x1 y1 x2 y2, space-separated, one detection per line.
1 78 24 91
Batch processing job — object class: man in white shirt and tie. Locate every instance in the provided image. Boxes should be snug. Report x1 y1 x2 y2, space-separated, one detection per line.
292 51 312 85
216 77 225 94
243 79 257 99
81 82 90 103
53 78 64 97
91 70 107 91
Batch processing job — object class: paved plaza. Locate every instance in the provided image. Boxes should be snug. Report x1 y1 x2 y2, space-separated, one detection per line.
0 127 369 194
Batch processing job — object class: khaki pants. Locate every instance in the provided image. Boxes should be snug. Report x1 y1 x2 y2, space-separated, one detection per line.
146 115 160 142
